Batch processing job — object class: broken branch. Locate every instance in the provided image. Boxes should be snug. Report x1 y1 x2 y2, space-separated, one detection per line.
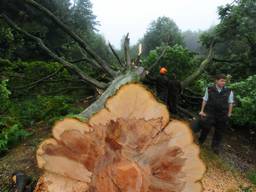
1 14 107 89
24 0 117 77
124 33 131 67
181 42 215 88
108 43 124 68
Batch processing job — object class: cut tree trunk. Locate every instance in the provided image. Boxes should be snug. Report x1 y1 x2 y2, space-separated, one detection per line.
34 83 205 192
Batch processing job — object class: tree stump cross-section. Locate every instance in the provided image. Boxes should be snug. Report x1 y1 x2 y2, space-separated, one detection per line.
34 83 205 192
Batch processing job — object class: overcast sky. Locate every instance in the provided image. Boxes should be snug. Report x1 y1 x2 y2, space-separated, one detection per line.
91 0 233 48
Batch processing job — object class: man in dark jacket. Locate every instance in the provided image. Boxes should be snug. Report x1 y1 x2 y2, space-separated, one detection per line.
168 70 182 114
143 67 169 106
155 67 169 104
198 74 234 154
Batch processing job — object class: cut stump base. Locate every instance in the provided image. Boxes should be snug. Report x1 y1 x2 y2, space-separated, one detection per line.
34 83 205 192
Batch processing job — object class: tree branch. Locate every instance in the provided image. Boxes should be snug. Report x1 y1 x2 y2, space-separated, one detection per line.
177 105 196 118
134 44 143 66
212 57 242 63
24 0 117 77
70 57 103 70
181 42 215 88
1 14 107 89
181 93 202 100
13 67 64 90
108 43 125 68
80 71 141 119
124 33 131 67
184 88 202 97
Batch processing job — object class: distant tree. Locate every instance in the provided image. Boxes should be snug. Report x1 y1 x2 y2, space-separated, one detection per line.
141 16 184 55
70 0 97 37
182 30 204 54
0 0 99 61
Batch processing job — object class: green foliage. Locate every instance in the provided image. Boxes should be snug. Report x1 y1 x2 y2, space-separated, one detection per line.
0 80 30 152
0 123 30 152
142 17 184 55
192 73 211 93
0 60 91 153
0 93 81 153
0 0 108 153
1 0 103 61
247 170 256 186
10 95 79 126
143 45 198 80
0 60 95 97
229 75 256 126
0 22 14 58
71 0 97 35
0 80 11 111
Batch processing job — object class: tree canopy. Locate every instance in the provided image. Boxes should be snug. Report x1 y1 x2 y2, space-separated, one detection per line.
200 0 256 79
141 16 184 55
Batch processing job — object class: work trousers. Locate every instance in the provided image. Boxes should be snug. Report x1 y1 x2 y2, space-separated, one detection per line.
198 113 228 149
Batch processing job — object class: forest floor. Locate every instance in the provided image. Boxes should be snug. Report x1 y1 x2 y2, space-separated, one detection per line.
199 129 256 192
0 119 255 192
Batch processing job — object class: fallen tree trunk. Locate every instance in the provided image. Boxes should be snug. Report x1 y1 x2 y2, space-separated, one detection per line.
34 83 205 192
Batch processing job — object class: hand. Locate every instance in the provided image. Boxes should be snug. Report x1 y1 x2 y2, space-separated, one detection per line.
199 111 206 117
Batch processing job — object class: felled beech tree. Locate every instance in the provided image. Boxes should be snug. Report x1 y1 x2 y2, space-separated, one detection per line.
34 84 205 192
0 0 216 191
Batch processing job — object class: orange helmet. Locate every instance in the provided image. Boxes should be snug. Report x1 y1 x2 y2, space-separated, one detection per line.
160 67 168 75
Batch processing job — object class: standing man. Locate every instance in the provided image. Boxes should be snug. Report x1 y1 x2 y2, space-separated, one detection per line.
198 74 234 154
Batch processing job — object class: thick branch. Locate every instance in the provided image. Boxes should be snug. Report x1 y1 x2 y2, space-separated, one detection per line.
124 33 131 67
177 105 196 118
213 57 242 63
108 43 124 68
181 42 215 88
70 58 88 64
134 44 143 66
13 67 64 90
24 0 117 77
0 58 12 65
1 14 107 89
80 71 142 119
70 57 102 70
181 93 202 100
183 88 203 97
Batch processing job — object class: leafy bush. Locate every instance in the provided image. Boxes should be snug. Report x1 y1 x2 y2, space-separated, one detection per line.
229 75 256 126
0 80 29 152
0 61 88 153
0 123 30 152
11 95 81 127
0 94 81 153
